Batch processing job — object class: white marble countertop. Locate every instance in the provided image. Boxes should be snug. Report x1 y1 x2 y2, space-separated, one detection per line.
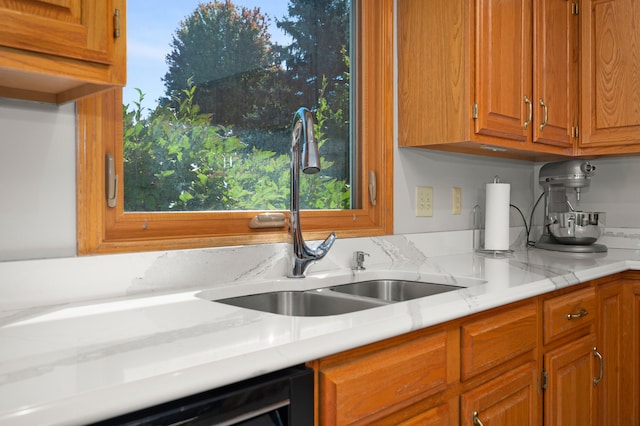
1 245 640 425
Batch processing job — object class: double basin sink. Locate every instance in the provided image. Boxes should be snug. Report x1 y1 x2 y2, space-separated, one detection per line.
209 279 463 317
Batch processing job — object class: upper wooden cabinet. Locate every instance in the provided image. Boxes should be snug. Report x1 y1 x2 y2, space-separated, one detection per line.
474 0 532 144
0 0 126 104
398 0 577 161
534 0 579 149
579 0 640 155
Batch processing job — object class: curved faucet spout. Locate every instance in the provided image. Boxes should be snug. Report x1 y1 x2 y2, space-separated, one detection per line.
288 108 336 278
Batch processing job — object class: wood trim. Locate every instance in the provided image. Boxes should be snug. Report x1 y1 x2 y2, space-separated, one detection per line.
76 0 393 255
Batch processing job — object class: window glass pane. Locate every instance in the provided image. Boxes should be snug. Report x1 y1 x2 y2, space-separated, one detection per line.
123 1 353 212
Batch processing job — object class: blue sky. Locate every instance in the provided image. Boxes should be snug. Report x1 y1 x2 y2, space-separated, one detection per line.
124 1 292 112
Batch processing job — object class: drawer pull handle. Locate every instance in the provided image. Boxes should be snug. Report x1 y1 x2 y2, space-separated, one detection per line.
593 347 603 387
473 411 485 426
523 96 532 129
539 98 549 131
566 308 588 320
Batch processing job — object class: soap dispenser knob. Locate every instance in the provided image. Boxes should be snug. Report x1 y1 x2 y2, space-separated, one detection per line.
352 251 370 270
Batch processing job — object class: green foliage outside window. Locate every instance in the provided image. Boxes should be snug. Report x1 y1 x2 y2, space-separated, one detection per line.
123 79 350 211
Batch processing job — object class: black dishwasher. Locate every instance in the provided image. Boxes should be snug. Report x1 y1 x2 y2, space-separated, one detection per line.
91 365 313 426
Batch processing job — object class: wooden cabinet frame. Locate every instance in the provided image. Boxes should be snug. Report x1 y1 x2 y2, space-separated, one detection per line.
0 0 126 103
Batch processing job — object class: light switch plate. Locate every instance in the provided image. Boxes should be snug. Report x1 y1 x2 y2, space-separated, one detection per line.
452 187 462 215
416 186 433 217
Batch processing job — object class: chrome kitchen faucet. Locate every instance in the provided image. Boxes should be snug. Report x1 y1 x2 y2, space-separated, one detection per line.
288 108 336 278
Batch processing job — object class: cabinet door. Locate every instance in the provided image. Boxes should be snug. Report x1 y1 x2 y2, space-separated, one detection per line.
461 362 539 426
475 0 532 142
533 0 578 148
629 282 640 425
597 278 640 426
397 0 468 147
544 334 598 426
0 0 115 64
620 279 640 425
597 281 624 425
580 0 640 151
390 397 458 426
317 328 458 425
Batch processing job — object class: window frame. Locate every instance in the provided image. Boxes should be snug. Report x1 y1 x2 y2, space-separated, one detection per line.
76 0 393 255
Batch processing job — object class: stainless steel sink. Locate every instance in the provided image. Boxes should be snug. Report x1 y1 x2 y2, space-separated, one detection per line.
217 289 388 317
329 279 461 302
213 279 463 317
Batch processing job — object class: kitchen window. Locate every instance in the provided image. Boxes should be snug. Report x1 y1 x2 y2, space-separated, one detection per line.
76 0 393 254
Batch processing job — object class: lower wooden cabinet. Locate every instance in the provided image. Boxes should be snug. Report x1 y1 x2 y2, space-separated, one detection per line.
310 275 638 425
311 327 459 425
460 301 537 381
461 361 539 426
629 281 640 425
542 286 596 345
597 280 625 425
394 398 458 426
617 273 640 425
543 334 598 426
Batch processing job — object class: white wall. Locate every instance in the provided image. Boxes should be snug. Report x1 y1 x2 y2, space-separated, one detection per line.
533 156 640 228
393 147 534 235
0 98 77 261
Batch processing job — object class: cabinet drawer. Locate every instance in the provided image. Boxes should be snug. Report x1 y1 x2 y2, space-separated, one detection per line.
318 329 457 425
543 286 596 344
461 301 537 381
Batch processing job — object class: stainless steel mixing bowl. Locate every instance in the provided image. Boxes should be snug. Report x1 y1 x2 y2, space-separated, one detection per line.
547 211 604 245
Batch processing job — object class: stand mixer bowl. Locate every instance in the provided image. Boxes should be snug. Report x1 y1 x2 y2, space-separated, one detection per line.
547 211 604 245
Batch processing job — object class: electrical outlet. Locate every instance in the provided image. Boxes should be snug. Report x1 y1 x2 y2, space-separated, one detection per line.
452 187 462 215
416 186 433 217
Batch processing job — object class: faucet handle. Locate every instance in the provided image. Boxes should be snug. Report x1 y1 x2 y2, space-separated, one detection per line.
313 232 337 258
352 251 370 270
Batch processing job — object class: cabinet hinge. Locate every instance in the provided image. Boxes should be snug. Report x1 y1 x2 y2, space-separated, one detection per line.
571 125 579 138
541 370 548 390
472 103 479 119
113 8 121 38
572 3 579 15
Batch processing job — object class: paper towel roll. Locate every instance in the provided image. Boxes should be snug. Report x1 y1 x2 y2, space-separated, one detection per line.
484 181 510 250
484 257 510 291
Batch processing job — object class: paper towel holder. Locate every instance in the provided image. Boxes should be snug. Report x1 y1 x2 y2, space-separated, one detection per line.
472 204 514 258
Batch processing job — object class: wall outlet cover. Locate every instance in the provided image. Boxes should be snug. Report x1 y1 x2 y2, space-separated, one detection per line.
416 186 433 217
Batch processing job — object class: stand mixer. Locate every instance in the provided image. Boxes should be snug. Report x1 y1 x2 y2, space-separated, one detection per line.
535 159 607 253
